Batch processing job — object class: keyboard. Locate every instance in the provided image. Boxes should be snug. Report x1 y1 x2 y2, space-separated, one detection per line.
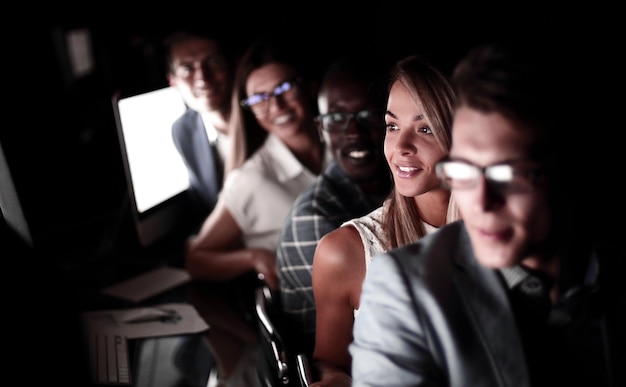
88 333 132 385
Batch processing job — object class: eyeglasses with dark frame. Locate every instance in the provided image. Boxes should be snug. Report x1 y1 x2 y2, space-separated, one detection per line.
174 55 227 79
435 158 545 193
240 78 301 115
315 109 384 133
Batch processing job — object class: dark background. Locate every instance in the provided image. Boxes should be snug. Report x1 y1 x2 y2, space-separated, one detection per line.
2 4 620 385
9 3 618 266
4 0 620 307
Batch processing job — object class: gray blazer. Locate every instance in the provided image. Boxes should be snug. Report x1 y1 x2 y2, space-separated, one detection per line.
171 109 222 215
350 221 531 386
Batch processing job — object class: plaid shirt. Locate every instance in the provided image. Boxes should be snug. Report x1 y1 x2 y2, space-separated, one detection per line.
276 161 386 354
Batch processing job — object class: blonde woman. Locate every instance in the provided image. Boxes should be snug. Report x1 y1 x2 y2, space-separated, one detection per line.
310 54 459 386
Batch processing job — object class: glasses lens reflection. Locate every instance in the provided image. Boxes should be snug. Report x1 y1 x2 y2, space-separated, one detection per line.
436 160 542 193
241 80 298 114
318 110 383 132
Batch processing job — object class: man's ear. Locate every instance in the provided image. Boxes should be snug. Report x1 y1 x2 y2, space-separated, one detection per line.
167 75 177 88
317 125 326 144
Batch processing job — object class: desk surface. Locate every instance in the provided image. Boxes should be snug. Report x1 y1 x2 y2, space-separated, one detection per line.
5 215 262 387
78 279 261 387
46 252 261 386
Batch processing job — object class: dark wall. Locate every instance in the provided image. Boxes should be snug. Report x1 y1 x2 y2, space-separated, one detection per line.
3 8 619 385
4 3 618 266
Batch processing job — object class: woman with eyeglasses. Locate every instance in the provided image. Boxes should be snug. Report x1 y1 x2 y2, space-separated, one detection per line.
185 37 329 290
309 54 460 386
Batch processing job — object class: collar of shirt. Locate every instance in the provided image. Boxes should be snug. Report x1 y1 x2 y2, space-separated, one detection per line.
499 251 599 291
500 251 600 325
201 113 219 143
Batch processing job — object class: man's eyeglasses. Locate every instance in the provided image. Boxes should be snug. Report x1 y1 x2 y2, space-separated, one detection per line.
315 109 384 133
174 55 227 79
435 159 545 193
240 79 300 114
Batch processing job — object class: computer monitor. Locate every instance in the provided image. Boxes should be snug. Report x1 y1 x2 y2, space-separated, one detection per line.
0 140 33 246
112 86 193 247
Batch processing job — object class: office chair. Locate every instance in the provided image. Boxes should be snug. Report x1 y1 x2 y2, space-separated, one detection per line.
255 283 290 386
254 278 314 387
295 353 313 387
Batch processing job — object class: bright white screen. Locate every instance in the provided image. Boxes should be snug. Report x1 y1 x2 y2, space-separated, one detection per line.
117 87 188 213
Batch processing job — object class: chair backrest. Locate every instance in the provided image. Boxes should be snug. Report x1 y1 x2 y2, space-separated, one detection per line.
254 278 317 387
255 283 291 386
295 353 313 387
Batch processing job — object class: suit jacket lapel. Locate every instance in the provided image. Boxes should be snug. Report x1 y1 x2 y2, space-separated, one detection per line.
193 114 220 209
452 227 531 386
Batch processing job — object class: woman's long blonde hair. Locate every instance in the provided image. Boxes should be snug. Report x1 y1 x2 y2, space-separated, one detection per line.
381 54 460 248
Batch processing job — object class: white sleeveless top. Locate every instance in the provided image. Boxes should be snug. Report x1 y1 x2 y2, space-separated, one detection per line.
342 206 386 268
343 206 438 318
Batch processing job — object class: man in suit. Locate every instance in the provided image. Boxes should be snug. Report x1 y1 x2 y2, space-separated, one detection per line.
166 31 234 219
349 37 625 386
